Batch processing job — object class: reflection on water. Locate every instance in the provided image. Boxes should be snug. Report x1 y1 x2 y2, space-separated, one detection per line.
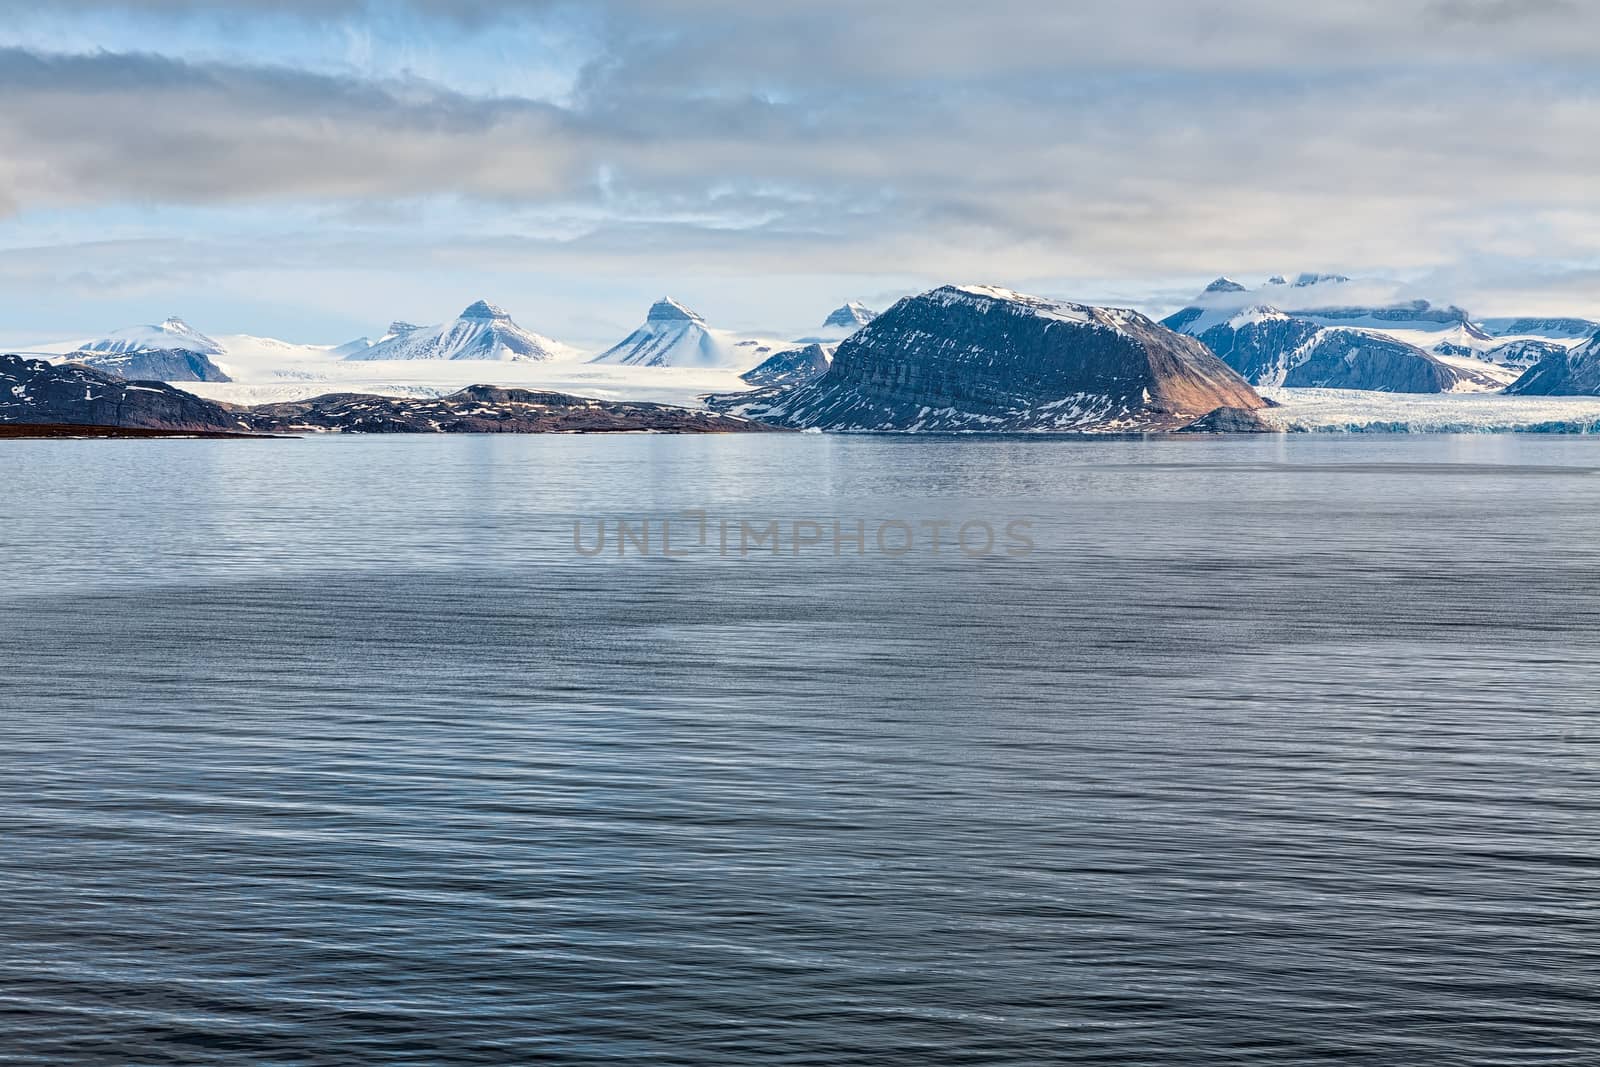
2 434 1597 1064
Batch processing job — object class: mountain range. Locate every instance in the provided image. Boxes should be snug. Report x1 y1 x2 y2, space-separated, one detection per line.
1161 275 1597 394
12 280 1600 428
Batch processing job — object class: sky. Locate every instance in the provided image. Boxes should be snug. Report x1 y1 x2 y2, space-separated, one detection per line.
2 0 1599 348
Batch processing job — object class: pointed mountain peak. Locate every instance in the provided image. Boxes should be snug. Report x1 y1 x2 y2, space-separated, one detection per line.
823 301 878 328
460 300 510 321
161 315 193 330
647 297 703 323
1266 275 1288 286
1203 277 1247 294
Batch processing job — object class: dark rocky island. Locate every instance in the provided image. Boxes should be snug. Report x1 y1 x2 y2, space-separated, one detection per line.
716 285 1264 432
0 355 779 435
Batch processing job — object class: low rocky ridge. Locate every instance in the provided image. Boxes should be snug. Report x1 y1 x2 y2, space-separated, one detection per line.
245 386 778 433
740 343 834 388
715 285 1264 432
1 355 248 432
0 423 263 439
0 355 775 434
1504 333 1600 395
1177 405 1281 433
67 347 233 383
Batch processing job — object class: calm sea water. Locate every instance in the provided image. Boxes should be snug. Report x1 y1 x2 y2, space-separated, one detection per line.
2 434 1598 1065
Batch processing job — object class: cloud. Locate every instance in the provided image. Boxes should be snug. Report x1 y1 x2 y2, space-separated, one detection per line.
1426 0 1576 26
0 49 589 209
1 1 1600 326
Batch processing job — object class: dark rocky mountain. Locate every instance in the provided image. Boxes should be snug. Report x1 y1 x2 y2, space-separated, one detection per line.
1178 310 1480 392
0 354 777 434
740 343 833 388
717 285 1263 432
1504 336 1600 395
1158 306 1207 334
246 386 778 434
67 347 232 383
1177 406 1280 433
1280 329 1471 392
1174 309 1320 384
1161 277 1511 392
1 355 247 432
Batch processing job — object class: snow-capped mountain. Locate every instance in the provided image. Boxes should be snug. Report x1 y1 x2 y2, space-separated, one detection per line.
68 348 232 383
330 336 374 359
1166 303 1504 393
741 343 834 388
346 302 568 362
1482 338 1572 368
825 302 877 329
77 316 225 357
718 284 1262 432
1505 332 1600 395
589 298 738 368
797 302 879 343
1162 276 1522 391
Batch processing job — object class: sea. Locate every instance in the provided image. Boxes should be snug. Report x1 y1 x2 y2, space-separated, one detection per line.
2 433 1597 1065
